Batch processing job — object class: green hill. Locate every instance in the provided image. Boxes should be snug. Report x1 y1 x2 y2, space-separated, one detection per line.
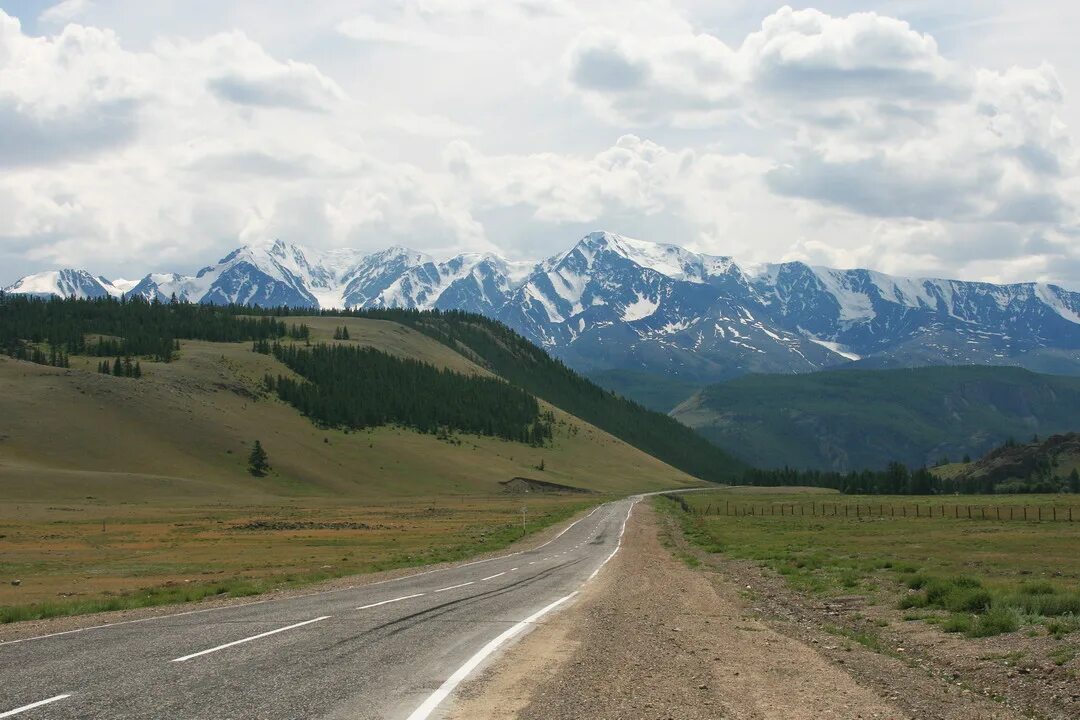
673 366 1080 472
0 296 727 497
587 368 704 413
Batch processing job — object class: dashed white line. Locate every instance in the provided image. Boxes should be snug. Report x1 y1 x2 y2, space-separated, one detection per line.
171 616 330 662
0 694 72 718
356 593 425 611
478 572 505 582
0 506 607 648
509 567 518 572
434 581 474 593
404 592 579 720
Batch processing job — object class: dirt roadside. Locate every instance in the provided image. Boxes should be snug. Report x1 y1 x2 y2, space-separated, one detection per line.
449 502 1022 720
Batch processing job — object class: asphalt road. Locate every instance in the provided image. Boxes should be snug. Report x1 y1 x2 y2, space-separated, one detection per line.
0 497 638 719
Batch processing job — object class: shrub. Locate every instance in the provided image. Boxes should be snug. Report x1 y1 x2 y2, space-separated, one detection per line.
941 614 974 633
968 606 1019 637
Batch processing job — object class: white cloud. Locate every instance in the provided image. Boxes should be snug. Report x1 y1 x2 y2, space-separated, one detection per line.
38 0 92 26
1 2 1079 291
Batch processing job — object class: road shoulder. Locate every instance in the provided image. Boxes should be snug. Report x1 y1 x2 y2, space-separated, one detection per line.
449 501 914 719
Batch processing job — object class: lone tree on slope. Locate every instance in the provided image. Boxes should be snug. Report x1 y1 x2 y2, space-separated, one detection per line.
248 440 270 477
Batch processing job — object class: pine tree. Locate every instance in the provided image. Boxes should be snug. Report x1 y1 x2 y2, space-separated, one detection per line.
112 357 123 376
333 327 342 340
133 361 142 378
248 440 270 477
341 325 350 340
1070 468 1080 494
123 356 134 377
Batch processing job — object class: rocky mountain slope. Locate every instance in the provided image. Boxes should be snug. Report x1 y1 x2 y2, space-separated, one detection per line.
7 232 1080 381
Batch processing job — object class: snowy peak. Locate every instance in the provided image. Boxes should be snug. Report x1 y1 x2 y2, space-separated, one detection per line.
3 269 120 299
5 231 1080 382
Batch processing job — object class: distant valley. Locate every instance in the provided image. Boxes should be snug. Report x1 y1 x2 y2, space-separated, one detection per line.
673 366 1080 472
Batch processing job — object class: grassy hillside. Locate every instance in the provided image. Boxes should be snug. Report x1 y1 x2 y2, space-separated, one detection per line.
2 321 698 500
587 368 704 413
0 309 706 619
353 310 745 482
673 366 1080 472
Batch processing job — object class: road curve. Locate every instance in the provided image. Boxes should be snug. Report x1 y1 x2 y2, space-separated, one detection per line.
0 497 639 719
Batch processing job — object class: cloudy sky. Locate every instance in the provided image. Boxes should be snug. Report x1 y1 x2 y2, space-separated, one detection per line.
1 1 1078 288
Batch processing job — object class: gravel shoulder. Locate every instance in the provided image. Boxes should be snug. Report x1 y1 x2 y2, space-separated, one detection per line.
449 502 913 720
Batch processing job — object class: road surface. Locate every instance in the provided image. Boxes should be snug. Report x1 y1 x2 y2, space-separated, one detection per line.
0 497 637 719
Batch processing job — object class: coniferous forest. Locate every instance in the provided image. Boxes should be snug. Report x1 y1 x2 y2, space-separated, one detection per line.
259 341 553 444
0 293 297 363
1 295 744 479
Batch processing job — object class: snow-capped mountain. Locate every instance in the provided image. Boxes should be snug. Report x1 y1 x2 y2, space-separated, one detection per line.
3 269 125 300
6 232 1080 380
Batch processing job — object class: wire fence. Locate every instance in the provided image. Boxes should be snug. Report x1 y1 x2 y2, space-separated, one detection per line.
682 500 1080 522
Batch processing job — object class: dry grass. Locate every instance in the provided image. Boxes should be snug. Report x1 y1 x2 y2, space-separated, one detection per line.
0 316 701 620
0 494 592 619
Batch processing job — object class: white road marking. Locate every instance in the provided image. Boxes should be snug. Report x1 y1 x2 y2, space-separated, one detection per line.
509 567 518 572
434 582 474 593
356 593 425 611
531 506 600 551
1 502 613 648
404 592 579 720
0 695 72 718
588 500 637 581
171 616 330 662
479 572 505 582
527 561 536 565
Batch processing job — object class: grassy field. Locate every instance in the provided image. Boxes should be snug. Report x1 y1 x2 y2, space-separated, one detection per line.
662 488 1080 639
0 316 702 622
0 494 594 622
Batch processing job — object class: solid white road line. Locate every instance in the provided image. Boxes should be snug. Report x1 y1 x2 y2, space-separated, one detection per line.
0 694 72 718
404 592 579 720
588 500 637 581
356 593 425 611
434 582 474 594
478 572 506 582
171 616 330 662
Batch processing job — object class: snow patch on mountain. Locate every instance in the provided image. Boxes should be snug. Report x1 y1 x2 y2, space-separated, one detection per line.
805 336 863 361
622 292 659 321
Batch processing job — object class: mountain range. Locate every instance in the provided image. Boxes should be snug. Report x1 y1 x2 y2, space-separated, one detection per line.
7 232 1080 384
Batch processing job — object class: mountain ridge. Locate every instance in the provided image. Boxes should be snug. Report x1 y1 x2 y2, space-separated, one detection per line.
7 231 1080 380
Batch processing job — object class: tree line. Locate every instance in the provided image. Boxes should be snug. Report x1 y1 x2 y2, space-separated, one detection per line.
742 461 1080 496
258 340 554 445
97 357 142 378
0 293 304 363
